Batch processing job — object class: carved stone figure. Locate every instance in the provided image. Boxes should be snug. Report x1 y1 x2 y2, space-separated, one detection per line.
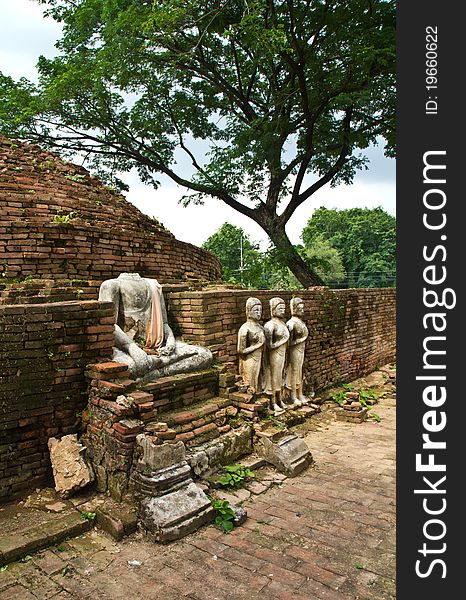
263 297 290 414
98 273 212 381
286 297 310 407
237 298 266 394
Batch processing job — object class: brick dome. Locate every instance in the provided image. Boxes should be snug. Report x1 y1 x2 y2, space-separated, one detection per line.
0 136 221 284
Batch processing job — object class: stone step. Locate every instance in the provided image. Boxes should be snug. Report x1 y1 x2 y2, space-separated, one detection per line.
144 396 239 447
0 509 94 567
140 369 219 414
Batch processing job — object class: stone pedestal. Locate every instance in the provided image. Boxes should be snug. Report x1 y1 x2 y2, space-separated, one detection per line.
138 482 213 542
257 433 312 477
131 436 213 542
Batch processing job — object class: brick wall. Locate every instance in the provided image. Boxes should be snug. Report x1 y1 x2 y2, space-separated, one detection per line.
0 279 101 305
0 284 396 502
0 300 114 503
166 287 396 392
0 136 221 283
0 280 192 307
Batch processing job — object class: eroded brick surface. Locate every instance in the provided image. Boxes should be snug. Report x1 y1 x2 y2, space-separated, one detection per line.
0 136 221 287
0 301 115 502
168 288 396 391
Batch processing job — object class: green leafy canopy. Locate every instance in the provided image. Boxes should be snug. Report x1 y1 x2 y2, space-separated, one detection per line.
301 206 396 288
0 0 395 286
203 206 394 290
202 223 266 287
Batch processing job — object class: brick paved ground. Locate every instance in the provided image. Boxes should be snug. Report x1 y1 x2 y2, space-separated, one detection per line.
0 386 395 600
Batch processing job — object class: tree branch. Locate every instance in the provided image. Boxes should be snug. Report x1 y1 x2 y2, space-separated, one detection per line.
279 106 354 225
30 112 258 222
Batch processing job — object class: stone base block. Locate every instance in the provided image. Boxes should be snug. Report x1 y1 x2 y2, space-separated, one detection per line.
139 481 214 542
95 502 138 541
187 425 254 477
257 434 312 477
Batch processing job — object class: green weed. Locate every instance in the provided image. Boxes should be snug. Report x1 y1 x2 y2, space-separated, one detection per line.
218 464 255 489
79 511 96 522
211 499 235 533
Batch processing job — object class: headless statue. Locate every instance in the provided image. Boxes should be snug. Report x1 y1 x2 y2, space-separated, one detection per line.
263 297 289 414
237 298 265 394
98 273 212 381
286 297 310 407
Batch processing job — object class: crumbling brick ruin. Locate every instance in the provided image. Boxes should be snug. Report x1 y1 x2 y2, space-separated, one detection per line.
0 135 221 297
0 301 115 501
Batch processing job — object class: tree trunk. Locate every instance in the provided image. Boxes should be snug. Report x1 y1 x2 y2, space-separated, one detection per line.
265 224 325 288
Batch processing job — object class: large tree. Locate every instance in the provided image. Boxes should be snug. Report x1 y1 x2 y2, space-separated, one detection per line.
0 0 395 287
260 238 346 289
203 223 346 289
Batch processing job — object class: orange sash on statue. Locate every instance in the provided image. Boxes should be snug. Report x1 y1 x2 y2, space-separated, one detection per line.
145 284 164 350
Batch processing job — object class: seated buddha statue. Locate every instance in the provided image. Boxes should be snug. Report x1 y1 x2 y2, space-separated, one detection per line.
98 273 212 381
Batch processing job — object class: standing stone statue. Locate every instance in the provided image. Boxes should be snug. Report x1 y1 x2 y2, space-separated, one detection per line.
286 297 310 407
98 273 212 381
263 297 290 414
237 298 266 394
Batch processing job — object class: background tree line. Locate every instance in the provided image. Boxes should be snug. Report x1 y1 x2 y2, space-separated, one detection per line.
202 207 396 289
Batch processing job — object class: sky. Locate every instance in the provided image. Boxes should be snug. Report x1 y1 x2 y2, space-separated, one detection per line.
0 0 396 249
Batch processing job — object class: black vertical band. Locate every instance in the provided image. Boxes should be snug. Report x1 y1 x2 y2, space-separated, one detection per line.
397 1 462 597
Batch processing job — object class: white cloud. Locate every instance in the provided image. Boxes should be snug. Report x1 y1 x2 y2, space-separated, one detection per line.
0 0 62 81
